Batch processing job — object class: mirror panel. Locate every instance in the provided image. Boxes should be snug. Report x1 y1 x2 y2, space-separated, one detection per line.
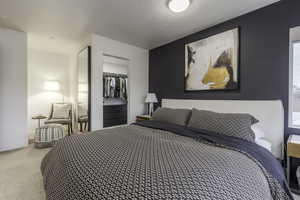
77 46 91 132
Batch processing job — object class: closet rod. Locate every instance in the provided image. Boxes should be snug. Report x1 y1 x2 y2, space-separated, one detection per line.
103 72 128 78
103 53 130 61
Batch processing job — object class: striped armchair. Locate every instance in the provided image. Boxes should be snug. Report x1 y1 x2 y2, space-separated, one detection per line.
45 103 73 135
77 103 88 132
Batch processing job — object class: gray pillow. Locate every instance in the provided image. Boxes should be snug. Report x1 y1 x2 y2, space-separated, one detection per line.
151 107 191 126
187 109 259 142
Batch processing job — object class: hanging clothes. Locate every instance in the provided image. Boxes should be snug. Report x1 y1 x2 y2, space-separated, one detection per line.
103 77 108 98
110 77 116 98
103 73 128 100
115 77 120 98
120 77 127 100
103 76 112 98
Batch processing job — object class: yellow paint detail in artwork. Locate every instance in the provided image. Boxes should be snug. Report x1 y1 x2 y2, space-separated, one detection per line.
202 66 230 89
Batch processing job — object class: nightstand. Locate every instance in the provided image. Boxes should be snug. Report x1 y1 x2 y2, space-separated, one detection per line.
287 135 300 194
136 115 151 122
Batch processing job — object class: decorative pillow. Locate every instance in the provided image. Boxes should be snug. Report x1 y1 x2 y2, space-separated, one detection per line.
187 109 259 142
78 104 88 118
52 104 71 119
151 107 191 126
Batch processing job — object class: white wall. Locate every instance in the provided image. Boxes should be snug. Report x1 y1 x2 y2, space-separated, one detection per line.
0 28 27 151
91 34 149 131
27 49 72 136
103 62 128 75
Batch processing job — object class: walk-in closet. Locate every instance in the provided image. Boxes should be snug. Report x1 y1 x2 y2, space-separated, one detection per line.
102 54 129 128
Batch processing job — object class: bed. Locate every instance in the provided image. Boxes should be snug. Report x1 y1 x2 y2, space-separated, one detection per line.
41 99 292 200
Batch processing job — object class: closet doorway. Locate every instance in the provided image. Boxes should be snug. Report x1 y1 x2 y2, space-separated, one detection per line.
102 54 129 128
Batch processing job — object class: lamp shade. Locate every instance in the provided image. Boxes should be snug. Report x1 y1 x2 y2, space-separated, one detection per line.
44 81 60 91
145 93 158 103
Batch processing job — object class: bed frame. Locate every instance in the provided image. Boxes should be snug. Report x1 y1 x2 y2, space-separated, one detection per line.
162 99 284 159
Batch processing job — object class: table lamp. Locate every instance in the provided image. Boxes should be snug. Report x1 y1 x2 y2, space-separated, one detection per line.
145 93 158 116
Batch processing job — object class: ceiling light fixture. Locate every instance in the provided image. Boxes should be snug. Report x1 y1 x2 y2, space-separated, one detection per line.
168 0 190 13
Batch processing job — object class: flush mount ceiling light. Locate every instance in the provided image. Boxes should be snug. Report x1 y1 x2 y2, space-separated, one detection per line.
168 0 190 13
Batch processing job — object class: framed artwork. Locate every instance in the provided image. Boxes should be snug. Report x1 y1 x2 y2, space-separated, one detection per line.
185 28 239 91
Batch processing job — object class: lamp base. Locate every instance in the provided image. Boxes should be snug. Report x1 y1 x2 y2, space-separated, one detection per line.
148 103 154 116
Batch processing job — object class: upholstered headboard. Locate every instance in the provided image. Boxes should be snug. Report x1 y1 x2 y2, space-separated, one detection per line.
162 99 284 159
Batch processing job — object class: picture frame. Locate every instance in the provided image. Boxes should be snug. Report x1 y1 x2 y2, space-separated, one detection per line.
185 27 240 92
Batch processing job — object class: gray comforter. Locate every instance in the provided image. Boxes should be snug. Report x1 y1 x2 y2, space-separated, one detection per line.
41 124 290 200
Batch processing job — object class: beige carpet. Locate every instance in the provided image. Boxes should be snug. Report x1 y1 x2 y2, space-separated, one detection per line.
0 145 300 200
0 145 50 200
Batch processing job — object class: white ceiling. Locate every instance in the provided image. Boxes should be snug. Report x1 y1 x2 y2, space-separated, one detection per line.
0 0 280 50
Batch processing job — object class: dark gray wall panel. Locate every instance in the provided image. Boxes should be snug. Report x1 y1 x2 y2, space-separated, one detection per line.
149 0 300 135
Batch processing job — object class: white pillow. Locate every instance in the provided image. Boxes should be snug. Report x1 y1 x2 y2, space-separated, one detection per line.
251 123 265 141
255 138 272 152
78 104 88 118
52 104 71 119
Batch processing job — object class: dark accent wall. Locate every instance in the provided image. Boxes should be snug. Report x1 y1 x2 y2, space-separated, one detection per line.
149 0 300 135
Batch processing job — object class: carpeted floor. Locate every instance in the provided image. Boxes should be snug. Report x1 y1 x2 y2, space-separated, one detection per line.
0 145 300 200
0 145 50 200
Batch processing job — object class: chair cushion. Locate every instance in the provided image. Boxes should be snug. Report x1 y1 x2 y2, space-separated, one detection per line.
45 119 71 124
78 116 88 122
52 104 71 119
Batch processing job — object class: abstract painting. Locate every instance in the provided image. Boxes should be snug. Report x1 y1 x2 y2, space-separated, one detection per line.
185 28 239 91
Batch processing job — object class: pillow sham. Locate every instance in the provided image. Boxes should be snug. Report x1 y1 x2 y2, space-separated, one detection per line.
251 123 265 141
187 109 259 142
151 107 191 126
